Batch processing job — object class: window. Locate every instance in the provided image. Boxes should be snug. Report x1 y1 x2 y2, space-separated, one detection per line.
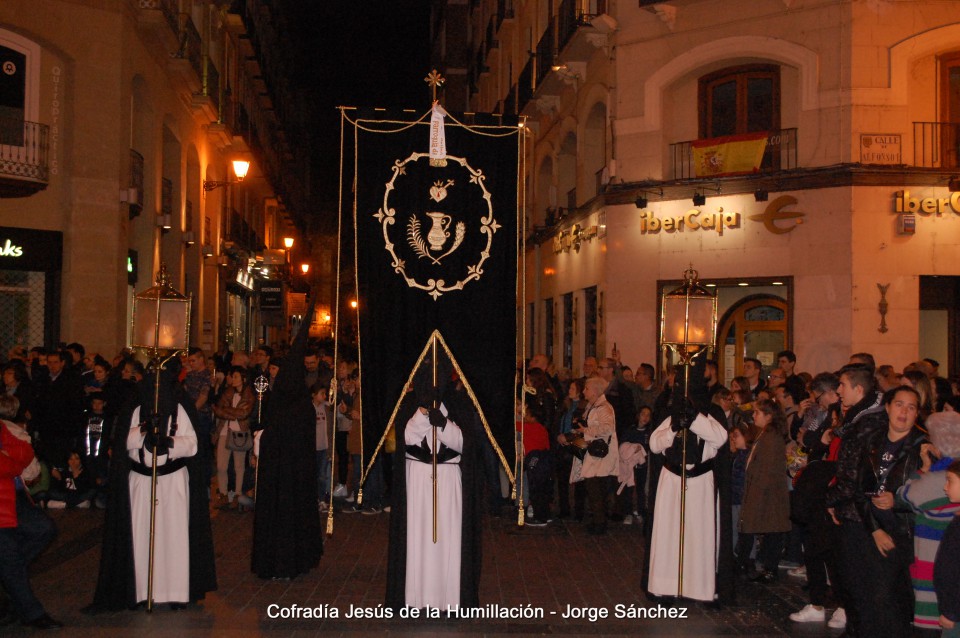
562 292 573 370
698 64 780 140
584 285 598 358
939 52 960 168
0 45 26 145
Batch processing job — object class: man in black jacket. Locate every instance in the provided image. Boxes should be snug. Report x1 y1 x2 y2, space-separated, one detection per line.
32 350 84 467
827 383 926 638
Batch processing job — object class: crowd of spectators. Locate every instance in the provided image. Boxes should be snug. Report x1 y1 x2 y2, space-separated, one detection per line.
517 349 960 637
4 337 960 635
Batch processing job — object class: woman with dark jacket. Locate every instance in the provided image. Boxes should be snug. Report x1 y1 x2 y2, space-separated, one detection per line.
829 386 927 638
736 398 791 582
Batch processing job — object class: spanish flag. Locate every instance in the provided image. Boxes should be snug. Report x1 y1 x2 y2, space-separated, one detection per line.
691 131 768 177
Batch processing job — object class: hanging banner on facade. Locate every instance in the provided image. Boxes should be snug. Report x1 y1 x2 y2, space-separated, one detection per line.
692 131 768 177
345 108 521 463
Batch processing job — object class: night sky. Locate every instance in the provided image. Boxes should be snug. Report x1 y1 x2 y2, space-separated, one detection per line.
277 1 433 220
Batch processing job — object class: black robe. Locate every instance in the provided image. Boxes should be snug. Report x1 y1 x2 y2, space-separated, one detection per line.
385 386 484 610
250 391 322 578
250 291 322 579
86 380 216 611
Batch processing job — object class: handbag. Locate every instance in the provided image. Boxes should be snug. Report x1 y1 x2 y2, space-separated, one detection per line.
226 429 253 452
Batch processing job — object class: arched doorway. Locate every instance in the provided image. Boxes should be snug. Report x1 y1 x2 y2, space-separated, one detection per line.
717 294 788 385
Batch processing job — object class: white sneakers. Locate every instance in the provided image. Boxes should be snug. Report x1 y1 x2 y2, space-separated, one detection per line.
788 605 845 628
623 515 633 525
828 607 847 629
332 484 347 498
787 565 807 578
789 604 825 623
46 500 66 509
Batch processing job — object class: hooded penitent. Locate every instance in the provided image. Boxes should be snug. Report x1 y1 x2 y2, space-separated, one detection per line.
87 359 216 611
251 293 323 579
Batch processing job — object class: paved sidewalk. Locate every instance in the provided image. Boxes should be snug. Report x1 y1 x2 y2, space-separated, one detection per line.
9 505 845 636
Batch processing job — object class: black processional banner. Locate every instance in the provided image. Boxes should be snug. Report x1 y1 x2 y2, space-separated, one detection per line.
350 109 520 465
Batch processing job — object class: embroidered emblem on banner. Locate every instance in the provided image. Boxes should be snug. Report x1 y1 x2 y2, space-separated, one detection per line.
374 153 500 300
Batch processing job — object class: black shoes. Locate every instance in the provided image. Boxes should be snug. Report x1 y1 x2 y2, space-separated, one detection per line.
750 570 777 584
23 614 63 630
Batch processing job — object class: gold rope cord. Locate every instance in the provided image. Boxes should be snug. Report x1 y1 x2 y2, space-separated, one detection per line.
358 329 516 489
341 106 520 138
352 116 364 509
326 108 349 536
515 120 528 524
510 120 527 526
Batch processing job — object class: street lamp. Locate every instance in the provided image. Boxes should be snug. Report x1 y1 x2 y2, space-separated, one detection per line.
301 263 310 274
203 159 251 191
283 237 294 250
658 266 717 599
130 263 191 612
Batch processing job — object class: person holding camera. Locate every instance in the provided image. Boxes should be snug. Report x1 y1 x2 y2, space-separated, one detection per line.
559 377 618 535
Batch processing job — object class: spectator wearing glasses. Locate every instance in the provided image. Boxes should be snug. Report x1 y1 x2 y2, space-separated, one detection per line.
767 368 787 392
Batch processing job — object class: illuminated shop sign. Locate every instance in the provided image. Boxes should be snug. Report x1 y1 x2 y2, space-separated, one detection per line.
0 238 24 257
639 196 805 236
0 227 62 270
894 190 960 216
639 209 741 235
235 269 255 290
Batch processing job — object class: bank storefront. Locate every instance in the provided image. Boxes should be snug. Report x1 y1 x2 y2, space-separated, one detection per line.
0 226 61 356
529 182 960 380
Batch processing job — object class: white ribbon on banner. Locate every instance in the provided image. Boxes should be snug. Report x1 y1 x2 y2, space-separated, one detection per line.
429 101 447 167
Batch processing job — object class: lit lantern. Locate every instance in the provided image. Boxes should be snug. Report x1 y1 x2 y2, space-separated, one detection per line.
659 267 717 363
131 263 191 353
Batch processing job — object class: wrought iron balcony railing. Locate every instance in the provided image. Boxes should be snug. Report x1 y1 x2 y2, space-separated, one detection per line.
0 118 49 186
534 21 555 90
670 128 798 180
913 122 960 169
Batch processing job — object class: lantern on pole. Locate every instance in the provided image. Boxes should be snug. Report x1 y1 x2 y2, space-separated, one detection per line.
658 266 717 598
130 263 192 612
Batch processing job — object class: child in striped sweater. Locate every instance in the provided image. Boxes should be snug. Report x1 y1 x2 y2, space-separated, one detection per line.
899 412 960 634
935 460 960 636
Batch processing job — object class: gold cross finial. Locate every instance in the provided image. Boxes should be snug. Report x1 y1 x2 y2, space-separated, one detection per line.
425 69 445 103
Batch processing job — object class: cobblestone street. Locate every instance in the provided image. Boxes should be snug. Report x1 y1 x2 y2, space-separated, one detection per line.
6 503 852 637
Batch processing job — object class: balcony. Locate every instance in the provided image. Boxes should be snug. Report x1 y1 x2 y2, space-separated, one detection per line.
914 122 960 169
557 0 610 63
484 16 499 56
670 128 798 180
535 21 555 92
136 0 180 52
0 118 49 197
517 57 534 115
496 0 515 28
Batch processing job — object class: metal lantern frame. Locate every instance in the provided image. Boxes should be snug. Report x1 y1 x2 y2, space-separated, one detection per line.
129 263 192 612
657 266 717 599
